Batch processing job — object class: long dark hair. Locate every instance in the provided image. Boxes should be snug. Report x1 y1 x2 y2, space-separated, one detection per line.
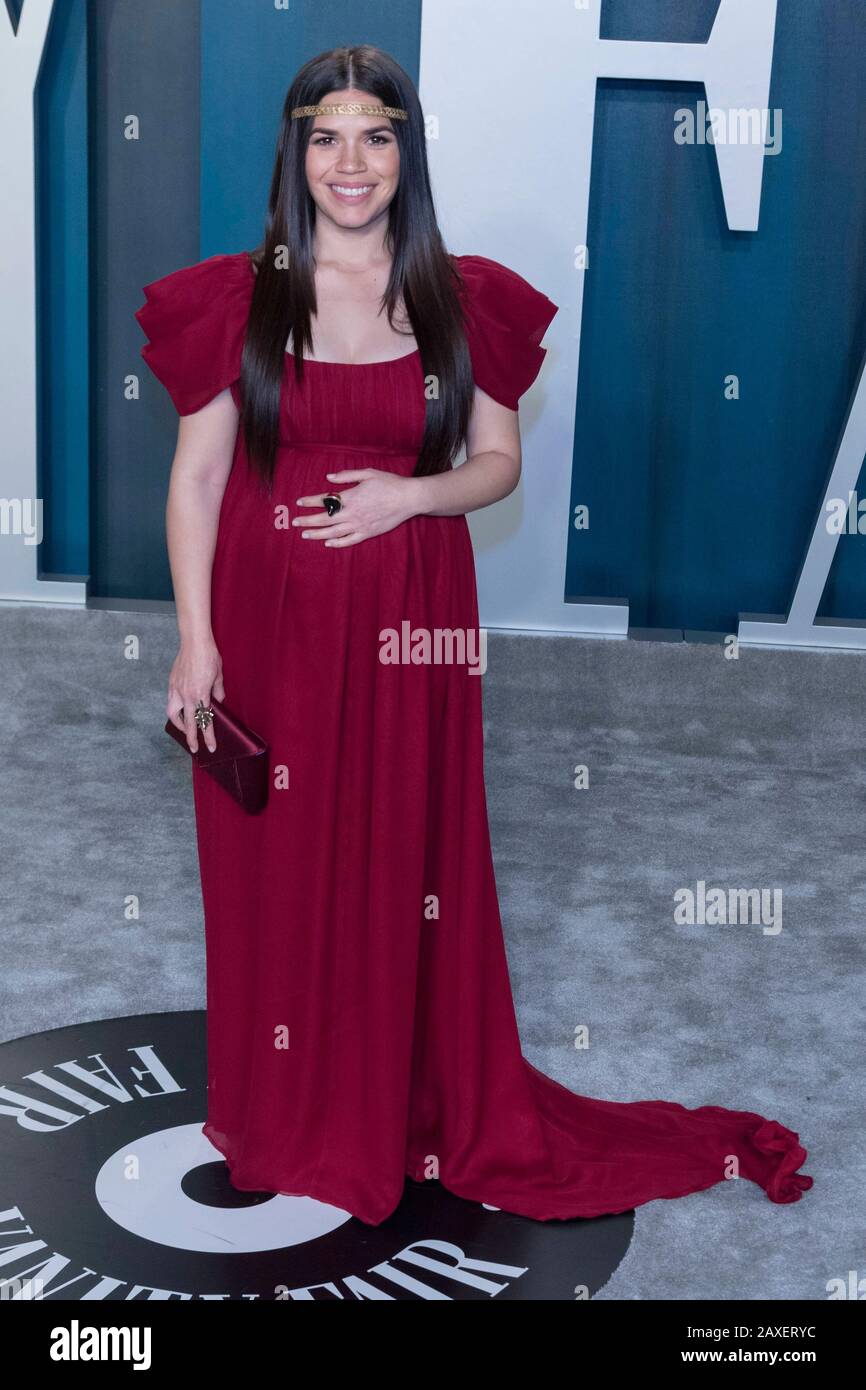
240 45 474 491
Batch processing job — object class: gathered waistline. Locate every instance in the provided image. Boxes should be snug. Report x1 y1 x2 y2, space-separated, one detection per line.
278 441 418 457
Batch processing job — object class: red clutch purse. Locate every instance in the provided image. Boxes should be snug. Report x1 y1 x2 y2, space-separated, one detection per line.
164 698 269 813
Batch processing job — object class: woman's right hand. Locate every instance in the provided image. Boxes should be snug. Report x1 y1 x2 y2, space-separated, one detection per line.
167 638 225 753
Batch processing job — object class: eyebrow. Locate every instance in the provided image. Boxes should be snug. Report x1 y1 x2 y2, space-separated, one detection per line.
310 125 394 136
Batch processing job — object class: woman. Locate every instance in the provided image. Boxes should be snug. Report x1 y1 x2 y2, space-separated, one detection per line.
135 45 811 1225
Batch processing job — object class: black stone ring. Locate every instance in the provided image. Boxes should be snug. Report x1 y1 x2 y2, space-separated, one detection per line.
323 493 343 516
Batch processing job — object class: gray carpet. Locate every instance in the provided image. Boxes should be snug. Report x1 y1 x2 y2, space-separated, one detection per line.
1 602 860 1300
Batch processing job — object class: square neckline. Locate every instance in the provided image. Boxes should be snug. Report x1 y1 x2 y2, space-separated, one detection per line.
284 347 421 369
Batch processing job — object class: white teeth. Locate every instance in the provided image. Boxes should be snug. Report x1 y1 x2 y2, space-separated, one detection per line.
332 185 373 197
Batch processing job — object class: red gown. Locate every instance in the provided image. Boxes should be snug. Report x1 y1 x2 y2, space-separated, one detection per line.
135 251 812 1225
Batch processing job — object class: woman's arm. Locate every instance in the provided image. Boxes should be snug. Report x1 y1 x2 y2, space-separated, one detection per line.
412 387 521 516
294 387 522 544
165 389 238 752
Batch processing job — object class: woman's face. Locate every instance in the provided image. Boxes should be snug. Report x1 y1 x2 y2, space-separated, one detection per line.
304 88 401 229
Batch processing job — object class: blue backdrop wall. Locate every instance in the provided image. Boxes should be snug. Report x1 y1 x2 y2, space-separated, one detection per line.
567 0 866 630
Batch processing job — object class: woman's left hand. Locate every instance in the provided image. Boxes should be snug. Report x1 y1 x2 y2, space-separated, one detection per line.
293 469 423 548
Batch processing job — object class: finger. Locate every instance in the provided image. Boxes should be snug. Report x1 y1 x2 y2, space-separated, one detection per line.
182 701 199 754
294 482 359 508
200 703 217 752
324 470 376 483
191 687 217 753
167 694 186 734
292 509 336 528
206 697 220 750
324 532 365 548
301 522 354 541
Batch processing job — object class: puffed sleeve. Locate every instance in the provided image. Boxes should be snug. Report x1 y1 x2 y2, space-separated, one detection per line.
134 251 256 416
454 254 558 410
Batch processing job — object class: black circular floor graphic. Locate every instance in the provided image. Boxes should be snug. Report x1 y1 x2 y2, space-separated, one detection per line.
0 1012 633 1301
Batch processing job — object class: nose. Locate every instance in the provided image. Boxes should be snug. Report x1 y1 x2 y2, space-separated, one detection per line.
335 139 368 174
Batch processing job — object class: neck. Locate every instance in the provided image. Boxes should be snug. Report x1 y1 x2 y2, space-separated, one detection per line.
312 213 392 270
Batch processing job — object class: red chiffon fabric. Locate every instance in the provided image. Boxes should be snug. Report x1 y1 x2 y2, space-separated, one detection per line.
135 251 812 1225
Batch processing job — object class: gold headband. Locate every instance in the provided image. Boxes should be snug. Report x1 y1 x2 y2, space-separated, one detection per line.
291 103 408 120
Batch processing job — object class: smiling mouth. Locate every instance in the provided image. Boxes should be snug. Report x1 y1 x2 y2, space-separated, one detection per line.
329 184 375 200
